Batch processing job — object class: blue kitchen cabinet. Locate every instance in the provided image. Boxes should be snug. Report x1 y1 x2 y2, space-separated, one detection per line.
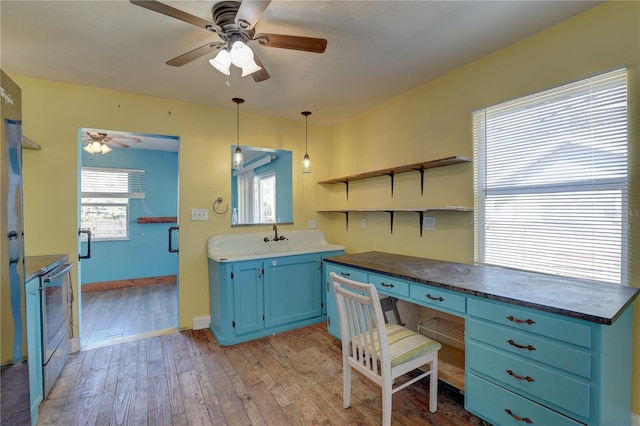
232 260 265 336
25 277 42 424
324 252 638 426
264 255 322 328
208 251 343 345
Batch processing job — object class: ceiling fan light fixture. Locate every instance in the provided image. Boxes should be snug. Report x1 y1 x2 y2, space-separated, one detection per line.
240 60 262 77
83 140 111 155
229 40 254 67
209 49 231 75
100 144 112 154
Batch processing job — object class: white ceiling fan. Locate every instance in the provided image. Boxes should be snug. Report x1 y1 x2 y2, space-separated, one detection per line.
129 0 328 82
82 131 142 154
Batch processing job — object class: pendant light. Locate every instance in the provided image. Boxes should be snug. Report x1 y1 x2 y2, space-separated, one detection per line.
301 111 312 174
232 97 245 170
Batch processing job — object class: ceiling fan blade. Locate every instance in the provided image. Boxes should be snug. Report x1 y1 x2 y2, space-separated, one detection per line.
254 33 327 53
167 42 225 67
107 141 130 149
251 53 270 82
112 136 143 143
129 0 220 32
235 0 271 31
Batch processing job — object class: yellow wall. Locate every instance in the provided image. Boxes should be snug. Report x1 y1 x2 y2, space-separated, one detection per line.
323 1 640 415
10 0 640 416
16 77 333 346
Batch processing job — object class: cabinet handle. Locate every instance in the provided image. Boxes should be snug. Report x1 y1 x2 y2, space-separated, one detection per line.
426 294 444 302
506 315 536 325
257 268 263 278
340 272 351 277
507 339 536 351
381 282 395 288
505 369 535 382
504 409 533 424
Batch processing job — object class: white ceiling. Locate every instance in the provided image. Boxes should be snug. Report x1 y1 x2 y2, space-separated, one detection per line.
1 0 602 131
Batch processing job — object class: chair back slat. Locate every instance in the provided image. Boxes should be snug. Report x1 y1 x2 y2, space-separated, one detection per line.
331 272 390 378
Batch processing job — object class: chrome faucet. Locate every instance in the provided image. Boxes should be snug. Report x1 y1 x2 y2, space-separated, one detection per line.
271 224 287 241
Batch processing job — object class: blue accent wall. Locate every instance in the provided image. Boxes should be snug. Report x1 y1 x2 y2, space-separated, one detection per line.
80 148 178 284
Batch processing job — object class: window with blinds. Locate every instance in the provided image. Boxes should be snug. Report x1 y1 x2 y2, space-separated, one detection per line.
81 167 146 240
473 68 628 284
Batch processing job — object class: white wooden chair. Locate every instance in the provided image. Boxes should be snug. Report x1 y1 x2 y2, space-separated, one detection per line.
330 272 441 426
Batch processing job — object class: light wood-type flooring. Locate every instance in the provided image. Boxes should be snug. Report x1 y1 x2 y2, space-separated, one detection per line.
81 284 178 348
36 323 484 425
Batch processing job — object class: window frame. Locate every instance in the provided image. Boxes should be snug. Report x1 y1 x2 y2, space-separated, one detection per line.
473 68 628 285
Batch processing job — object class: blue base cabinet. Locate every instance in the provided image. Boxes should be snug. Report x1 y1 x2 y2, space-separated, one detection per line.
466 297 633 426
323 260 635 426
208 250 343 346
25 277 42 425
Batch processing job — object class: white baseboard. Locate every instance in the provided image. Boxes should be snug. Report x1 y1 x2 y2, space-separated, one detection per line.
192 315 210 330
632 412 640 426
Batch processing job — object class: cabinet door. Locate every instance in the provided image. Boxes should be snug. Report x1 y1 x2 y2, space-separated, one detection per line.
232 260 264 336
25 278 43 416
264 254 322 328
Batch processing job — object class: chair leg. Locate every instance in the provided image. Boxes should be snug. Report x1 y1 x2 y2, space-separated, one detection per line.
429 358 438 413
382 377 393 426
343 361 352 409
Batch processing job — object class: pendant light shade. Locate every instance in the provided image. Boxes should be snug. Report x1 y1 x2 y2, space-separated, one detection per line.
301 111 312 174
232 98 245 170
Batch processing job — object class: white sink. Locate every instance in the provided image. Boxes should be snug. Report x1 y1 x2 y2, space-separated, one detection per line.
207 229 345 262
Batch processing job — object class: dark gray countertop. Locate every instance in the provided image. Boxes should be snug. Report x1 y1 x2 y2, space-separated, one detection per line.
325 251 639 325
25 255 68 282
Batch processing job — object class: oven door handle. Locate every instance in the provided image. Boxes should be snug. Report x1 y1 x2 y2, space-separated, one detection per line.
43 263 73 283
78 229 92 260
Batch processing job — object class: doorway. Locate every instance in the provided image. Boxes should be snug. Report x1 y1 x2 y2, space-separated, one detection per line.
77 128 179 348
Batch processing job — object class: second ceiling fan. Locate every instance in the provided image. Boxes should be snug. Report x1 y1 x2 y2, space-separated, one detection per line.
130 0 328 82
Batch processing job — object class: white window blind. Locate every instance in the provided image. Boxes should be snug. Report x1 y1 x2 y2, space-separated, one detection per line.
81 167 145 198
81 167 145 240
473 68 628 284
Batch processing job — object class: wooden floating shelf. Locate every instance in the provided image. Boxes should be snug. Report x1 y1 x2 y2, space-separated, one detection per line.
317 207 472 236
318 156 472 198
137 216 177 224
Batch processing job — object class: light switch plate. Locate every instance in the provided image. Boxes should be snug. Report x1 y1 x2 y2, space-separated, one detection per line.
191 208 209 221
307 218 317 229
361 218 367 229
423 216 436 231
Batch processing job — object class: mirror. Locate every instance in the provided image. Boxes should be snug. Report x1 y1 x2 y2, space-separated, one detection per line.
231 146 293 226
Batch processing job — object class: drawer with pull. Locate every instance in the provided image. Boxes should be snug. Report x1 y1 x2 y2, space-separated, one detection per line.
326 265 368 286
467 341 590 419
466 374 584 426
468 298 592 348
369 273 409 298
409 284 466 313
467 318 591 378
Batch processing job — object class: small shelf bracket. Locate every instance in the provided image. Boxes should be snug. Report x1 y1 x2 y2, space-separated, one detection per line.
340 211 349 231
384 210 395 234
383 173 395 197
418 211 424 237
412 168 426 196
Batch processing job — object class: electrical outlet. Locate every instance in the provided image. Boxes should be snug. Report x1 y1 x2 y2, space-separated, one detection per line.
191 208 209 221
307 218 317 229
423 216 436 231
361 218 367 229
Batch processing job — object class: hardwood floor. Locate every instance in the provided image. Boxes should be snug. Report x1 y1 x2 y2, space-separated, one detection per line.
37 323 484 425
81 284 178 348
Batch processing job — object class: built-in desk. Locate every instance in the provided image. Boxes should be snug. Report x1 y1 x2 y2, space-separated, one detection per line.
324 251 639 426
